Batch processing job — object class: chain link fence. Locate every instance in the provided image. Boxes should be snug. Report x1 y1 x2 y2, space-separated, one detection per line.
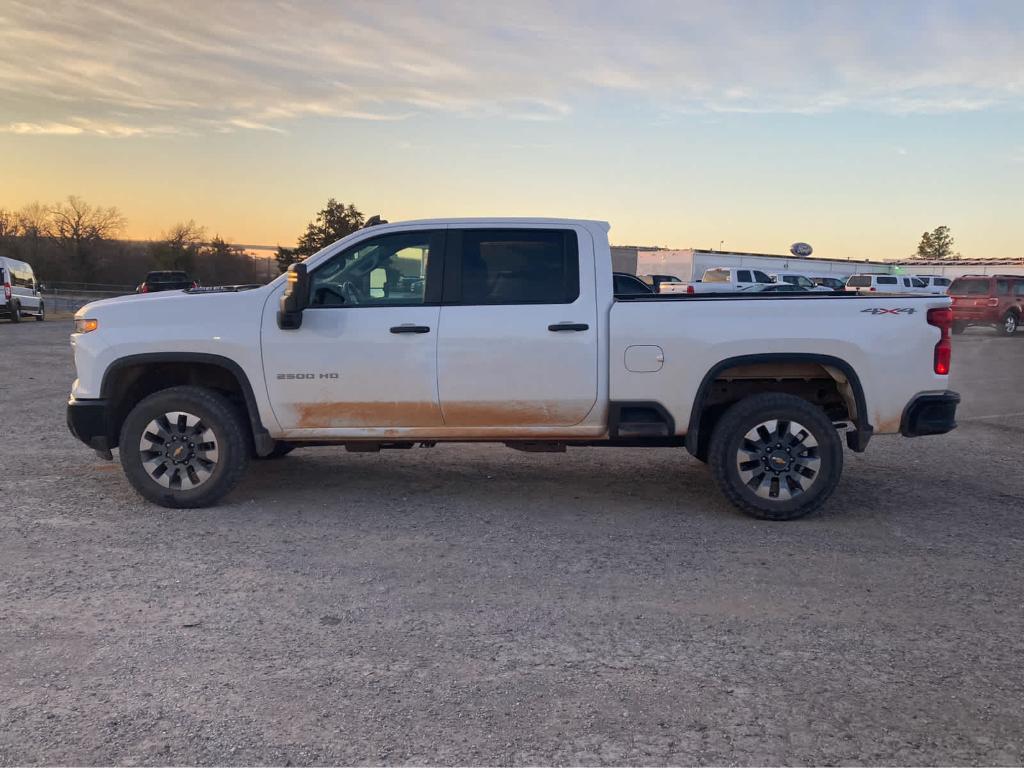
41 282 136 314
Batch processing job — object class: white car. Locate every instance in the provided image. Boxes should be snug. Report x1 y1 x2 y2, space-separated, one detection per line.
0 256 45 322
67 217 959 520
845 274 928 293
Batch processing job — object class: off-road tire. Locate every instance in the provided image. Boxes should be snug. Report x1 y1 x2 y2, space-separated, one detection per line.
708 392 843 521
119 385 250 508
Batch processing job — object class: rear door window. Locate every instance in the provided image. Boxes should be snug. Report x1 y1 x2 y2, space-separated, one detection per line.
736 270 752 283
997 279 1012 295
451 229 579 305
1014 282 1024 296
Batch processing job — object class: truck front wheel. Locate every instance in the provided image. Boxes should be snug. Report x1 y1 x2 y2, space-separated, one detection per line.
708 393 843 521
119 385 250 508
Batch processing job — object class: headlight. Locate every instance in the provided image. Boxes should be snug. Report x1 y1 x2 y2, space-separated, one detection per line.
74 318 99 334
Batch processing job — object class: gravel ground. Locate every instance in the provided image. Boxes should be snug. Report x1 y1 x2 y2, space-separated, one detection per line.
1 320 1023 765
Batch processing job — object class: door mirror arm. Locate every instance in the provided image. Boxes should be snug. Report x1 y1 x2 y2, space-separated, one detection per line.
278 263 310 330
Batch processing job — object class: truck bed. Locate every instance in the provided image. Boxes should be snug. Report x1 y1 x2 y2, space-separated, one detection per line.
609 291 951 437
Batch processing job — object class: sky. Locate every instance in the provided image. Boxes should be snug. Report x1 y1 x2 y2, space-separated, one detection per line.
1 0 1022 260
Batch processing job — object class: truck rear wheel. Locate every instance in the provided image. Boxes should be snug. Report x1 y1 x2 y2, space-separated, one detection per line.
119 385 250 508
708 393 843 521
998 311 1018 336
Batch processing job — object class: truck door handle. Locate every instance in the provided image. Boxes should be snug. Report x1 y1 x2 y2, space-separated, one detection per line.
548 322 589 332
390 324 431 334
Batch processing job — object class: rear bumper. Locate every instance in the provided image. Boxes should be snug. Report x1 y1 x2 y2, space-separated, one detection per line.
67 397 112 451
901 391 960 437
952 308 999 323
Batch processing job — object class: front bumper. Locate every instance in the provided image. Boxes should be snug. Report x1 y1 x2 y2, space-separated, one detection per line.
901 391 960 437
67 397 112 451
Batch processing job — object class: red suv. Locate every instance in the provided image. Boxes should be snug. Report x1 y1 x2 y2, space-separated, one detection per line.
948 274 1024 335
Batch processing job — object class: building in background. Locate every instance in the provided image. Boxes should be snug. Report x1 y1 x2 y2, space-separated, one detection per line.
610 245 664 274
635 248 891 282
896 259 1024 280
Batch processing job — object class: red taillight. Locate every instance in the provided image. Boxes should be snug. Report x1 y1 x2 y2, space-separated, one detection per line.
191 281 198 289
869 286 876 291
686 284 695 294
934 341 951 375
3 282 10 301
927 307 953 375
140 284 149 293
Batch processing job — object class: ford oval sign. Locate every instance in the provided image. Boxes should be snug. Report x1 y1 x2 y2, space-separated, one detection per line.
790 242 813 257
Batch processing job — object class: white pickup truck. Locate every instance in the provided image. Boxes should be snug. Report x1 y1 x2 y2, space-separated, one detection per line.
660 267 775 294
67 218 960 520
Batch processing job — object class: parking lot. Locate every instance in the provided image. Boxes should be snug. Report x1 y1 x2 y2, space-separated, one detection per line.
1 319 1022 765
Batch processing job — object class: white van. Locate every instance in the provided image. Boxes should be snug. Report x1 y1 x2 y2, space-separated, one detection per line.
845 274 927 293
770 272 833 293
0 257 45 322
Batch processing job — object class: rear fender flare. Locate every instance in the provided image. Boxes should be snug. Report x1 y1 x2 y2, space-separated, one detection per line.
684 353 872 456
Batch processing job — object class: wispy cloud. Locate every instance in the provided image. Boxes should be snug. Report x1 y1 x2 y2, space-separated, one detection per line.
0 0 1021 138
1 116 184 136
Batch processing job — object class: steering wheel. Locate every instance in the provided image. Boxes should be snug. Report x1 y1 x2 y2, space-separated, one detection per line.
339 281 363 305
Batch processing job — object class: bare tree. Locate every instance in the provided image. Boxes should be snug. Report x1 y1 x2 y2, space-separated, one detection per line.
11 202 53 266
48 195 126 278
0 208 16 238
16 202 51 239
151 220 206 271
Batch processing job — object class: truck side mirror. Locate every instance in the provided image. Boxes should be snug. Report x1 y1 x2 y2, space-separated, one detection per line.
278 262 310 330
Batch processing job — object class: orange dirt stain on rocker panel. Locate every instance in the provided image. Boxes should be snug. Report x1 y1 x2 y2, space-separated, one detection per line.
440 400 582 427
294 401 441 429
293 400 584 429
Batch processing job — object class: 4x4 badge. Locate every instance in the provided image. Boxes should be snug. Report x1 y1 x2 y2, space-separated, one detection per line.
860 307 917 315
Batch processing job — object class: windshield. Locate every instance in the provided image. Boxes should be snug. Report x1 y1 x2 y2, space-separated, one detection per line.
949 278 991 295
